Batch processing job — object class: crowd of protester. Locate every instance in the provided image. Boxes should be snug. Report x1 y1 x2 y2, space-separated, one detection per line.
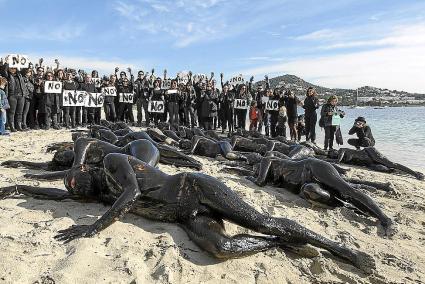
0 56 375 150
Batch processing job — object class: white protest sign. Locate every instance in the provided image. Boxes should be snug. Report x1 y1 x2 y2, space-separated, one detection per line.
167 89 178 95
261 96 269 104
234 99 249 109
119 93 134 103
7 54 29 69
84 93 104 107
229 74 245 86
102 86 117 96
193 74 207 83
90 77 101 88
266 100 279 111
44 81 63 94
62 90 86 107
177 72 189 85
161 78 172 90
148 100 165 113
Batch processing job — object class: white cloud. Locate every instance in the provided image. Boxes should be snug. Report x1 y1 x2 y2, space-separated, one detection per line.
294 29 341 40
239 45 425 93
319 23 425 50
113 0 238 47
238 22 425 93
14 53 142 76
10 24 85 42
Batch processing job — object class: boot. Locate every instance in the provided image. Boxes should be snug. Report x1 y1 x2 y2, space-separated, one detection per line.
52 114 61 130
16 123 23 131
9 120 17 132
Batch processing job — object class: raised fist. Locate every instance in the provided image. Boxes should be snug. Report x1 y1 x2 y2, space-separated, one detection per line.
220 73 223 78
115 67 119 73
250 76 254 82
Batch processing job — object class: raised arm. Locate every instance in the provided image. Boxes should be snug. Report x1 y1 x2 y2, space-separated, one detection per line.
55 153 141 243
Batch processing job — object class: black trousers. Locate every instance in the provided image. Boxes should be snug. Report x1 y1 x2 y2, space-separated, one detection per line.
235 109 247 130
7 95 25 129
136 99 149 124
324 126 337 150
221 107 233 132
270 113 279 137
305 113 317 142
168 101 179 127
22 98 31 127
348 138 374 149
63 106 76 127
29 95 42 128
104 103 116 122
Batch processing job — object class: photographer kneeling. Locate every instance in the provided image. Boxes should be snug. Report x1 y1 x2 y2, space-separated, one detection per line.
348 116 375 149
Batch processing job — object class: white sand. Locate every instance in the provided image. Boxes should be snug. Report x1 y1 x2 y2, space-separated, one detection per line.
0 129 424 284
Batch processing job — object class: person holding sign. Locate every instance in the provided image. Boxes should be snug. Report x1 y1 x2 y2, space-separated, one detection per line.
91 70 102 124
320 95 345 150
0 59 26 132
234 82 252 130
62 72 80 128
39 71 61 130
103 75 117 122
219 80 234 134
166 79 180 128
148 78 165 126
21 68 35 131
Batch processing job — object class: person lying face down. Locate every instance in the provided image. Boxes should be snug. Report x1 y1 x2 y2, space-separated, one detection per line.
245 156 395 237
327 147 424 180
0 153 376 274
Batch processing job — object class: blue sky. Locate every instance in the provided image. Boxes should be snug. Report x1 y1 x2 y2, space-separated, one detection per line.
1 0 425 92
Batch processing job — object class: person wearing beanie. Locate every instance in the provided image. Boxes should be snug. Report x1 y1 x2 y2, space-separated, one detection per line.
348 116 375 149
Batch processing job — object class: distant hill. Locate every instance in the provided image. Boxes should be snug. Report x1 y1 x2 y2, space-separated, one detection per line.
255 74 425 106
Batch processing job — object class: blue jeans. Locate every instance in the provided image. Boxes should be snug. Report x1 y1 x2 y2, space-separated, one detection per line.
0 110 7 134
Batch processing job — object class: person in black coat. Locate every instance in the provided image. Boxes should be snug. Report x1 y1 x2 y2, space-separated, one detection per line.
348 116 375 149
21 68 34 130
303 87 320 143
0 61 26 132
320 95 345 150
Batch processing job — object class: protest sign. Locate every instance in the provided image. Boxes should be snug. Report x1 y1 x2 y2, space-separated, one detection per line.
44 81 63 94
148 100 165 113
7 54 29 69
119 93 134 103
265 100 279 111
234 99 248 109
102 86 117 96
62 90 86 107
161 78 172 90
229 74 245 86
84 93 104 107
90 77 101 88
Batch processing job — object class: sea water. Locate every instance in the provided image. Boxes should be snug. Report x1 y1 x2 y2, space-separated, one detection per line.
311 106 425 171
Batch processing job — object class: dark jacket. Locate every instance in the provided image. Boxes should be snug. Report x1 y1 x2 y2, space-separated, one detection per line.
303 95 319 116
284 96 299 118
0 63 25 97
348 125 375 145
200 90 217 118
320 103 344 127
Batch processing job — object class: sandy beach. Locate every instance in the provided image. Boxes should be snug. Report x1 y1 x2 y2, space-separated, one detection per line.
0 129 424 284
